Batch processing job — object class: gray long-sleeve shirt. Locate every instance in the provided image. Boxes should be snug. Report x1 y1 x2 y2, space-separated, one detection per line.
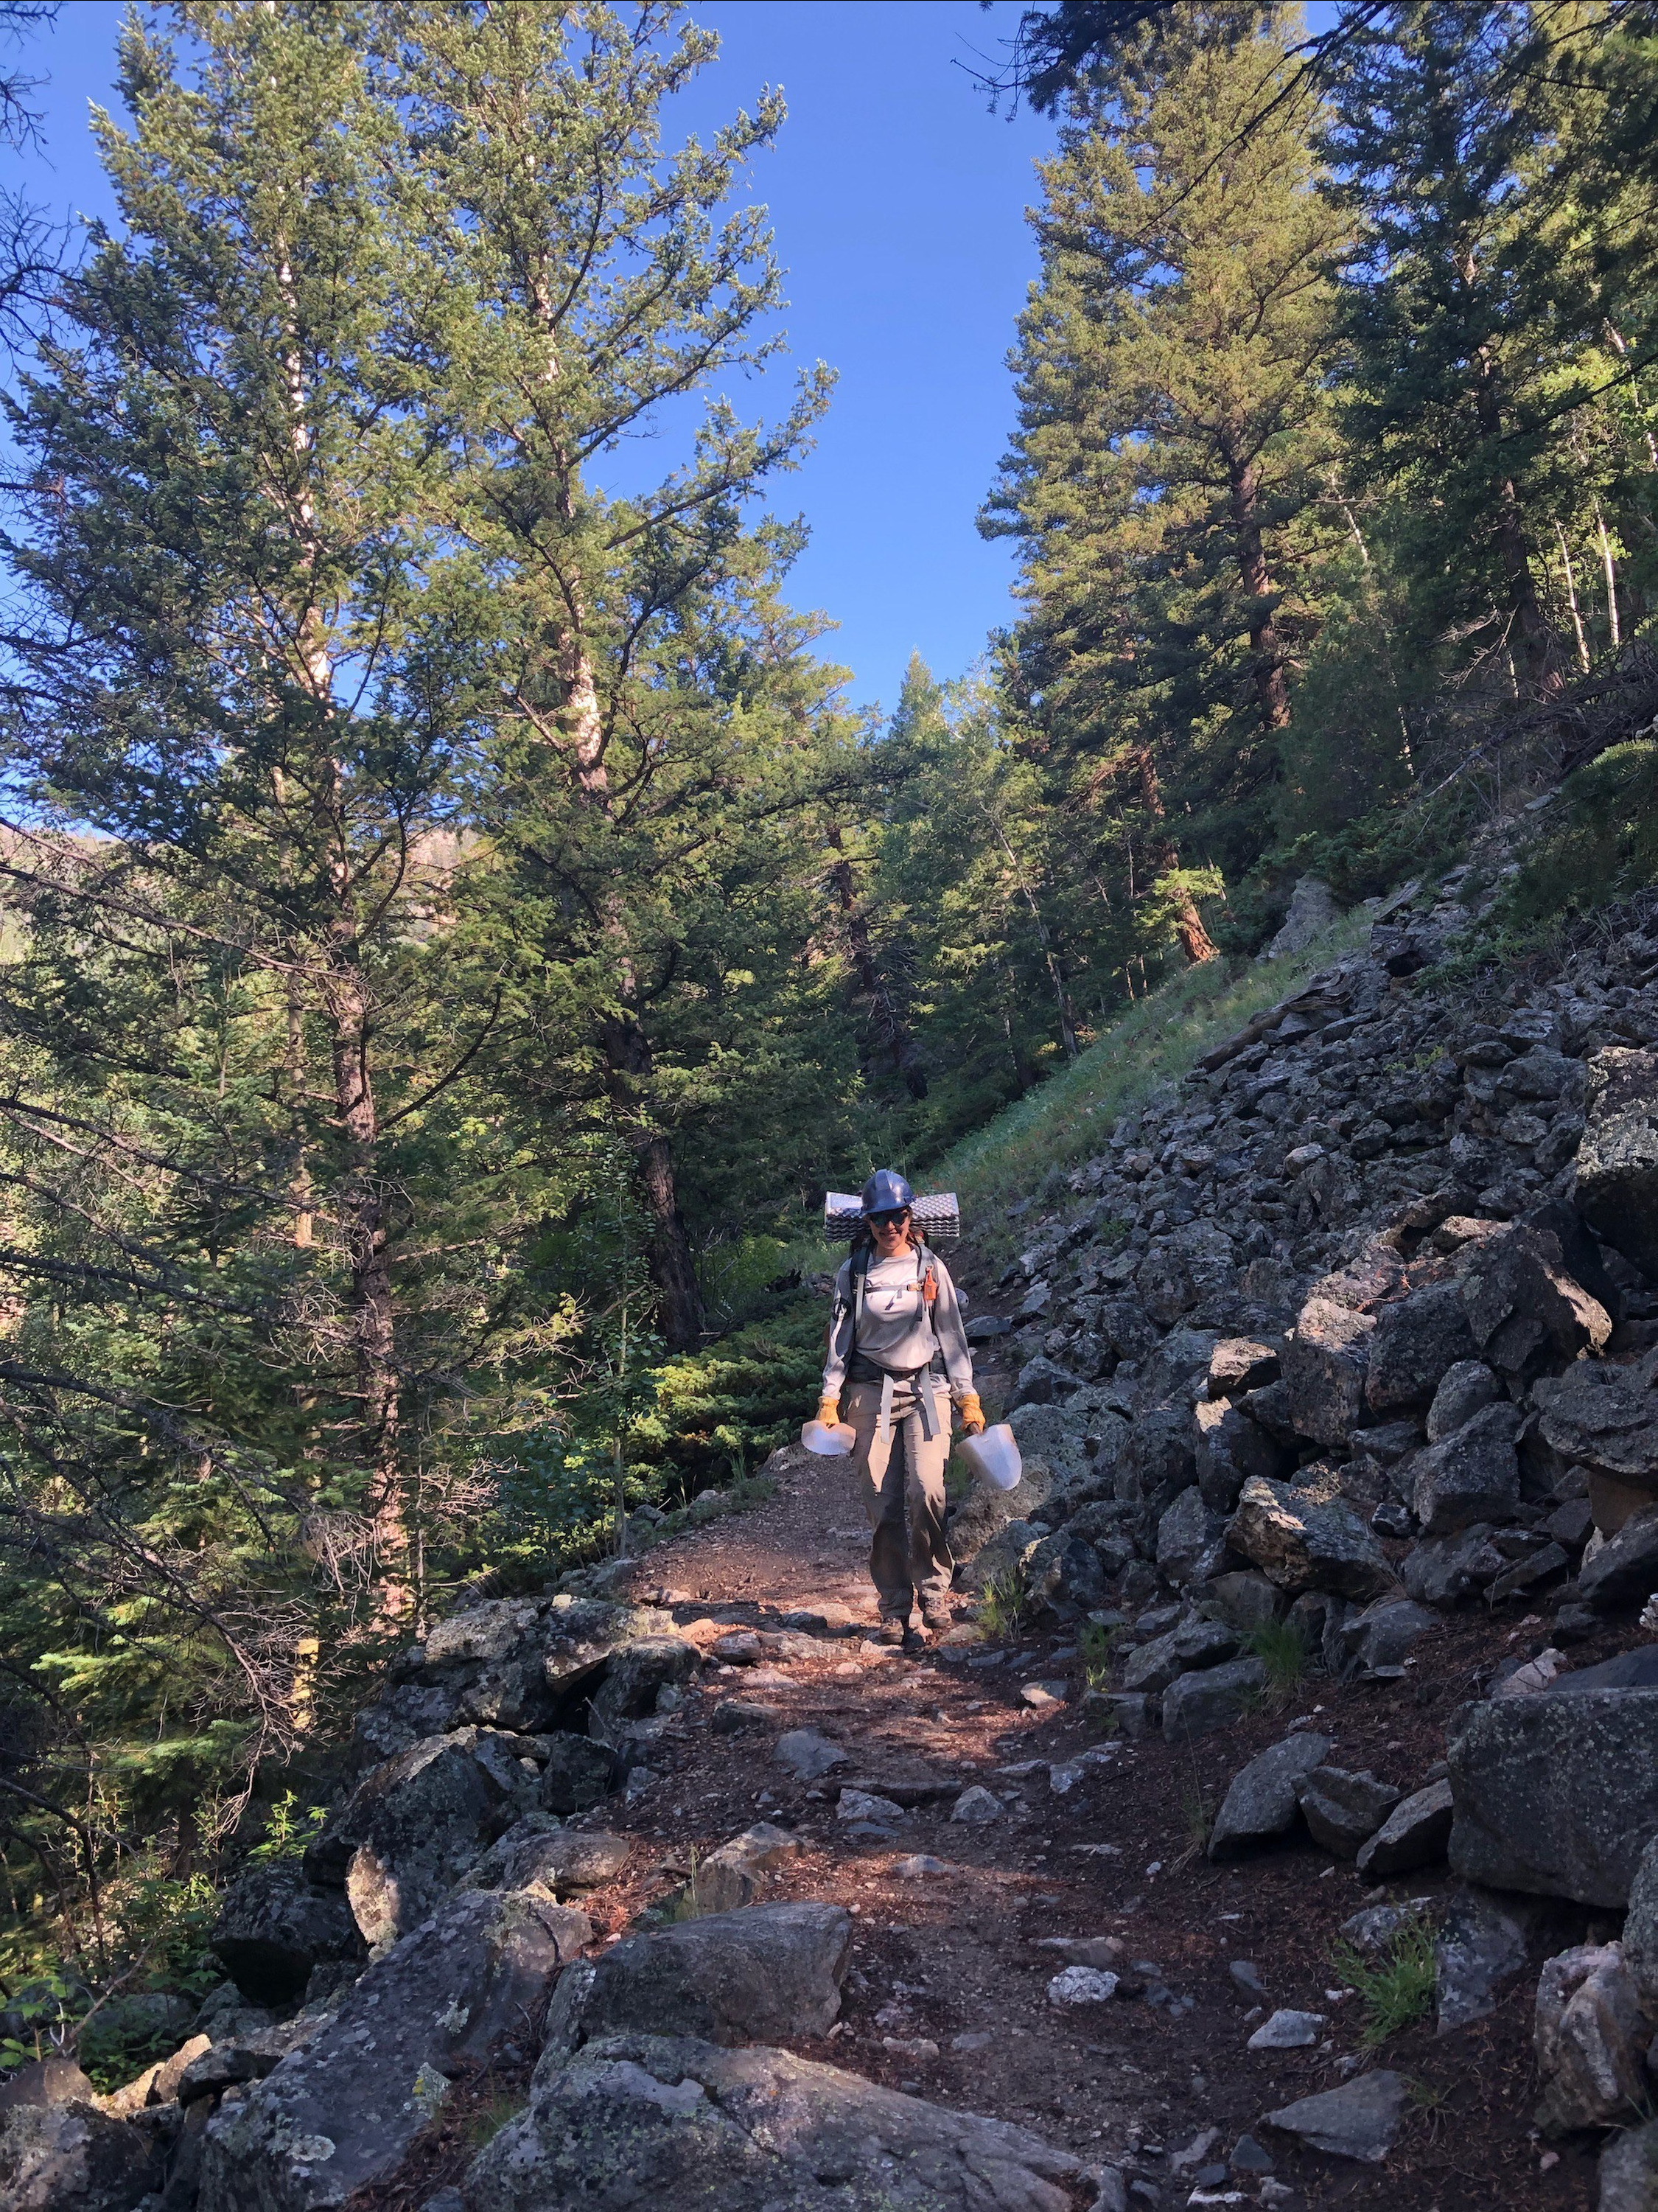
821 1246 975 1398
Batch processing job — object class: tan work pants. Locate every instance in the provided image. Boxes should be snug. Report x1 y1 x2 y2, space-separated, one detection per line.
844 1374 954 1621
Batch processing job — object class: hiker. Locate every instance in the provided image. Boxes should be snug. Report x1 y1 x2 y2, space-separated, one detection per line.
816 1169 985 1646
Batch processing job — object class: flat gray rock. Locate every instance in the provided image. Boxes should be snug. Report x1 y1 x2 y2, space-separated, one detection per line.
1296 1767 1402 1858
1579 1509 1658 1611
545 1902 852 2054
772 1729 849 1781
1162 1658 1266 1745
1340 1597 1436 1676
1122 1615 1239 1695
1448 1688 1658 1905
1208 1733 1332 1858
463 2033 1096 2212
1357 1778 1454 1879
1408 1402 1522 1538
1264 2069 1406 2163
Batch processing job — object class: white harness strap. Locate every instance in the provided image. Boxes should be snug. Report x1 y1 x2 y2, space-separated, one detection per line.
860 1241 940 1446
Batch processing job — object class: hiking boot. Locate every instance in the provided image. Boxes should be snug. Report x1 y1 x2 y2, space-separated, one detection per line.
920 1601 954 1636
872 1619 907 1647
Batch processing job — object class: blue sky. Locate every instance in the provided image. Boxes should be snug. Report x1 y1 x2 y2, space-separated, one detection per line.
13 1 1060 721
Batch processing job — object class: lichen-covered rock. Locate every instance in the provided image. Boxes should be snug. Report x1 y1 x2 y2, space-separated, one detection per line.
1425 1361 1501 1444
1408 1402 1523 1538
587 1637 699 1734
543 1902 851 2055
198 1887 591 2212
1533 1353 1658 1493
1365 1282 1477 1414
1283 1295 1374 1448
1534 1942 1651 2136
1153 1487 1228 1588
1579 1507 1658 1609
1136 1223 1235 1327
304 1728 528 1949
1112 1407 1197 1518
462 2033 1094 2212
1402 1523 1506 1607
539 1731 619 1815
1460 1224 1612 1376
1339 1596 1436 1676
211 1861 363 2005
1601 2117 1658 2212
1576 1048 1658 1280
1225 1474 1396 1600
1448 1686 1658 1905
0 2098 162 2212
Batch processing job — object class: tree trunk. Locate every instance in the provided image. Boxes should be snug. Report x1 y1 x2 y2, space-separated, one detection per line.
1130 746 1219 965
599 1006 706 1351
1471 329 1559 692
1220 439 1291 735
826 832 927 1098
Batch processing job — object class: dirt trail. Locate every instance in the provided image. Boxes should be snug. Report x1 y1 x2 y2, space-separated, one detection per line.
514 1375 1610 2212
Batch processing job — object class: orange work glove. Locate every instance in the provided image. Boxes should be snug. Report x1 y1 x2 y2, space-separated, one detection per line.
816 1395 841 1427
956 1391 986 1436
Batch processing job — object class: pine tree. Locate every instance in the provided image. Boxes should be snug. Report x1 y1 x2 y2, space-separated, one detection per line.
984 6 1346 964
391 0 840 1347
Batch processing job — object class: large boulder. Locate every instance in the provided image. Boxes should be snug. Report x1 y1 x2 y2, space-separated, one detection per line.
1283 1296 1374 1448
1408 1403 1523 1538
1208 1732 1332 1858
1447 1686 1658 1905
1426 1360 1501 1443
1225 1475 1396 1601
462 2033 1095 2212
198 1886 592 2212
539 1731 620 1815
545 1903 851 2054
210 1861 363 2006
304 1728 528 1949
1534 1943 1651 2136
382 1597 671 1739
1364 1283 1477 1414
587 1637 700 1734
0 2099 162 2212
1533 1354 1658 1512
1575 1048 1658 1280
1004 1405 1091 1489
1340 1597 1436 1676
1460 1224 1612 1376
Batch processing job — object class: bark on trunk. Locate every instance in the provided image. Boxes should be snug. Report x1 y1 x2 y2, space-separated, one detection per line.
1130 746 1219 965
1472 330 1559 693
599 1007 706 1351
827 833 927 1099
1222 447 1292 736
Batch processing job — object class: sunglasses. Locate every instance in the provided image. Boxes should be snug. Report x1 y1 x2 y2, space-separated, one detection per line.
869 1210 911 1228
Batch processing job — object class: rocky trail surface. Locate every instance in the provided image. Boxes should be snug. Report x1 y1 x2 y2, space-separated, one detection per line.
10 870 1658 2212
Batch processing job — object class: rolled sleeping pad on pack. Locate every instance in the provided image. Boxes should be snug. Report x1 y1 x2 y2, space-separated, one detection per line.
823 1190 960 1248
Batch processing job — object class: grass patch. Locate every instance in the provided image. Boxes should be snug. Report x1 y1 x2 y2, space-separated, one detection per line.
1172 1773 1218 1871
1242 1619 1313 1711
977 1562 1030 1638
465 2086 528 2149
1329 1912 1438 2048
1078 1617 1125 1692
934 911 1370 1266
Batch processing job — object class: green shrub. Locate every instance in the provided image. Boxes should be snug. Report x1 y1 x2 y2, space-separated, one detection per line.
1486 740 1658 935
1078 1617 1124 1692
1242 1619 1312 1709
1329 1913 1438 2048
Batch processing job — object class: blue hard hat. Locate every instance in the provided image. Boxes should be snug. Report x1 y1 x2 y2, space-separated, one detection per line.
861 1168 914 1217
